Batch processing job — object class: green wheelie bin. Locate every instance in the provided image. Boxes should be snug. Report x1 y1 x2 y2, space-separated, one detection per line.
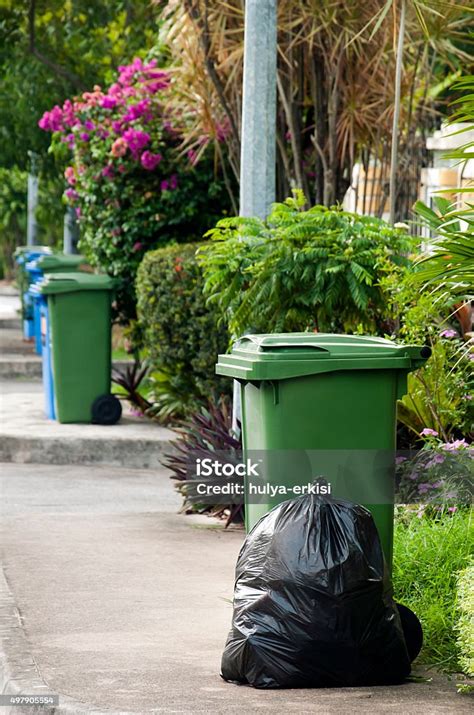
216 333 430 567
37 272 122 425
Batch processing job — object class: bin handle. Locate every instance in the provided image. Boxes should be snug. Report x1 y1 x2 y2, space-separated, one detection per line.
236 335 330 353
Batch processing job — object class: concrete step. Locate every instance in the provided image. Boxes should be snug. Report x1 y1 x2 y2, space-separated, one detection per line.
0 355 135 380
0 381 174 469
0 317 21 330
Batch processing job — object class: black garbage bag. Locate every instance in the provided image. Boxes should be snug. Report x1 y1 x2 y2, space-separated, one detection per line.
221 494 411 688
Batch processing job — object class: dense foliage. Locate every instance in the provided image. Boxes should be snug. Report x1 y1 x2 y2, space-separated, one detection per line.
39 58 230 321
136 243 230 420
199 191 413 337
393 507 473 670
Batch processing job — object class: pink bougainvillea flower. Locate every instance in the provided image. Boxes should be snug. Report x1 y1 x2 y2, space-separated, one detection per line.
117 164 127 174
144 77 170 94
38 105 64 132
160 179 169 191
132 241 143 252
101 96 118 109
140 150 162 170
122 128 150 158
440 329 457 338
169 174 178 190
123 86 138 98
64 166 76 185
123 99 152 123
65 188 78 201
75 207 82 218
111 137 128 157
420 428 438 437
117 58 147 86
112 120 123 134
84 120 94 131
101 164 115 179
79 132 89 141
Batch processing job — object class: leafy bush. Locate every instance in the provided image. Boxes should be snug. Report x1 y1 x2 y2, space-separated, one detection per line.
198 190 413 337
456 559 474 682
39 57 230 322
397 338 473 441
136 243 230 420
393 507 473 670
381 265 472 443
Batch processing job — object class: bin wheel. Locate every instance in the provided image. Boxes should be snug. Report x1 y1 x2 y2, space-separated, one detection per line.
91 394 122 425
396 603 423 662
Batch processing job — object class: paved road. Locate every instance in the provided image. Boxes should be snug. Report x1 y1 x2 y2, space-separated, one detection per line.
0 464 468 714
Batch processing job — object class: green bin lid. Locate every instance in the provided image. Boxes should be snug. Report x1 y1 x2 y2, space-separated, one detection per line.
216 333 431 380
37 272 115 295
34 254 87 270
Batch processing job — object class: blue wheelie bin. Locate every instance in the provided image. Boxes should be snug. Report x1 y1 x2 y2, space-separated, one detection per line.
30 283 55 419
14 246 52 339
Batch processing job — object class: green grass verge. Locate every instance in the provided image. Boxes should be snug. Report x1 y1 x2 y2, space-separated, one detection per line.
393 507 473 671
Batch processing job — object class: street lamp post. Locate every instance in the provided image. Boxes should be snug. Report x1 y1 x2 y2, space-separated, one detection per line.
233 0 278 433
239 0 277 219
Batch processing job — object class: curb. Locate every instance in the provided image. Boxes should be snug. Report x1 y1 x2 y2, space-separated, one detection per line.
0 360 135 381
0 568 111 715
0 435 172 469
0 319 21 330
0 360 42 380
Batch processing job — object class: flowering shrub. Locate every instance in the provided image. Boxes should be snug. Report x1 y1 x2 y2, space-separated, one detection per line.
397 431 473 511
39 57 230 322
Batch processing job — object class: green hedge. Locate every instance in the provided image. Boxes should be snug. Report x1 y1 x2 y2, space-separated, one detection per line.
136 242 231 417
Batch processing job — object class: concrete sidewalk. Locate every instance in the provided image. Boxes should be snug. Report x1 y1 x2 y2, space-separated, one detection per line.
0 381 173 468
0 463 467 714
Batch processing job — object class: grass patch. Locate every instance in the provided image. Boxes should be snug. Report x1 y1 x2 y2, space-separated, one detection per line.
393 507 473 671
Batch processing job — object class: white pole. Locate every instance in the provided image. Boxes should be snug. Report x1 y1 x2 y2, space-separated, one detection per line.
233 0 278 434
239 0 277 218
63 206 79 254
26 153 39 246
389 0 406 225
